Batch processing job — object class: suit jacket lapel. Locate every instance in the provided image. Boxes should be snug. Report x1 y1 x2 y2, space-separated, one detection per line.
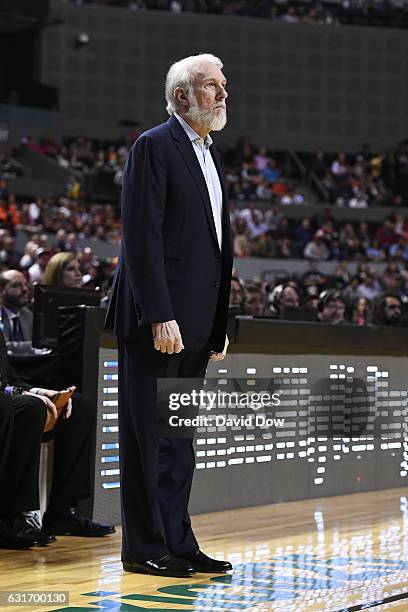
20 309 32 342
1 307 11 342
168 116 220 250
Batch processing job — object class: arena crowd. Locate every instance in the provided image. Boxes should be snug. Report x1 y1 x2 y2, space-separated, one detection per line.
18 134 408 209
1 132 408 328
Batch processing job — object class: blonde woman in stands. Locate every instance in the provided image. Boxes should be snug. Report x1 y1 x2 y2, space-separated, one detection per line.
42 252 82 288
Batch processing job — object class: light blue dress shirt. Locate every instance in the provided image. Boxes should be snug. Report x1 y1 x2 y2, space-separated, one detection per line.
174 112 223 250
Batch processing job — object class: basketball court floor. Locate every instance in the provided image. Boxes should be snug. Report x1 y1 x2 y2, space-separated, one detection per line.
2 488 408 611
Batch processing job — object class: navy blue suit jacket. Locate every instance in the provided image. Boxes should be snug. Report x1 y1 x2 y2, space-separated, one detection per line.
105 115 233 353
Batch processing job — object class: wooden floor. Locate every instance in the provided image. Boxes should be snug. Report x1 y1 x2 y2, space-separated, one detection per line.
3 488 408 611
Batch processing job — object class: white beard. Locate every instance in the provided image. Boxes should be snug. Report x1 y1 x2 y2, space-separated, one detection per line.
186 94 227 132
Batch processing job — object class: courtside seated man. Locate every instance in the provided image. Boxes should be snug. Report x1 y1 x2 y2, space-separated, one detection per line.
105 53 233 577
0 327 115 549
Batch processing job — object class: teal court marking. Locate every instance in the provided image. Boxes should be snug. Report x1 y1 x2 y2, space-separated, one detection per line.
46 556 408 611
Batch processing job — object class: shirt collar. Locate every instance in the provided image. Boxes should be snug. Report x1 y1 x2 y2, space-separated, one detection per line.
174 113 213 149
3 306 18 320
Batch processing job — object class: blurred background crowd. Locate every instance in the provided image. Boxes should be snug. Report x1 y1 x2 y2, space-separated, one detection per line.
1 130 408 328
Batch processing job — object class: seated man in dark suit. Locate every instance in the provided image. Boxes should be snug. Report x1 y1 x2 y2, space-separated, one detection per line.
0 270 33 347
0 330 115 549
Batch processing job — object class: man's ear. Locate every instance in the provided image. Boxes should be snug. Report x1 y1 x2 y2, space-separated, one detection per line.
174 87 189 109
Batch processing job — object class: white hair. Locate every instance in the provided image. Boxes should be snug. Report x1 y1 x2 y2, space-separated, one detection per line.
165 53 223 116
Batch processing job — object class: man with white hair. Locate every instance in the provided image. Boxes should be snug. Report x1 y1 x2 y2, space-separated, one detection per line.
106 54 233 577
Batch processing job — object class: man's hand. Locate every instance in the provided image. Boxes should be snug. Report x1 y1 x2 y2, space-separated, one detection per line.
209 335 229 362
28 387 73 419
152 320 184 354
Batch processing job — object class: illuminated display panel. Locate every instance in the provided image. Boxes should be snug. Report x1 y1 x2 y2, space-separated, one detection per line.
93 350 408 523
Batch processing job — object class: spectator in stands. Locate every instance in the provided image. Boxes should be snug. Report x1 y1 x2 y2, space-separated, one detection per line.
170 1 182 14
271 176 290 200
19 241 39 270
366 240 386 261
264 204 283 229
42 253 82 288
300 259 327 289
40 135 60 158
66 175 81 200
65 232 79 251
27 198 42 225
55 229 68 252
246 211 269 240
56 146 70 169
331 153 349 180
389 237 408 261
332 261 350 287
278 236 296 258
229 276 246 313
304 230 330 260
254 146 269 171
303 286 319 311
339 222 357 254
262 159 281 184
0 237 22 270
0 196 21 230
317 290 347 324
370 293 403 326
239 203 264 225
232 217 251 257
0 270 32 343
357 221 370 250
293 218 314 256
255 180 273 200
245 285 265 316
349 191 368 208
92 258 115 292
375 218 396 251
382 263 404 293
352 297 370 326
266 283 300 318
28 248 52 283
356 273 382 300
280 187 304 206
281 5 299 22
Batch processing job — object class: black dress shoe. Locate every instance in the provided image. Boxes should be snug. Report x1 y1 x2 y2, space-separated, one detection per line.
181 549 232 573
0 519 35 550
123 554 196 578
11 517 56 547
42 508 115 537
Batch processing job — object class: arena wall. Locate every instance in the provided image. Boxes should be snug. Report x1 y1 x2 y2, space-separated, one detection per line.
35 1 408 151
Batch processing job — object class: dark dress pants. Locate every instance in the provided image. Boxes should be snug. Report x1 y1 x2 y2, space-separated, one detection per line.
118 333 210 562
0 393 46 515
44 392 95 511
0 392 95 515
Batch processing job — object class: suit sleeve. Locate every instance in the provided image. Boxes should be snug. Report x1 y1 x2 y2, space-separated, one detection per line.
6 362 31 391
0 332 30 391
121 134 175 325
